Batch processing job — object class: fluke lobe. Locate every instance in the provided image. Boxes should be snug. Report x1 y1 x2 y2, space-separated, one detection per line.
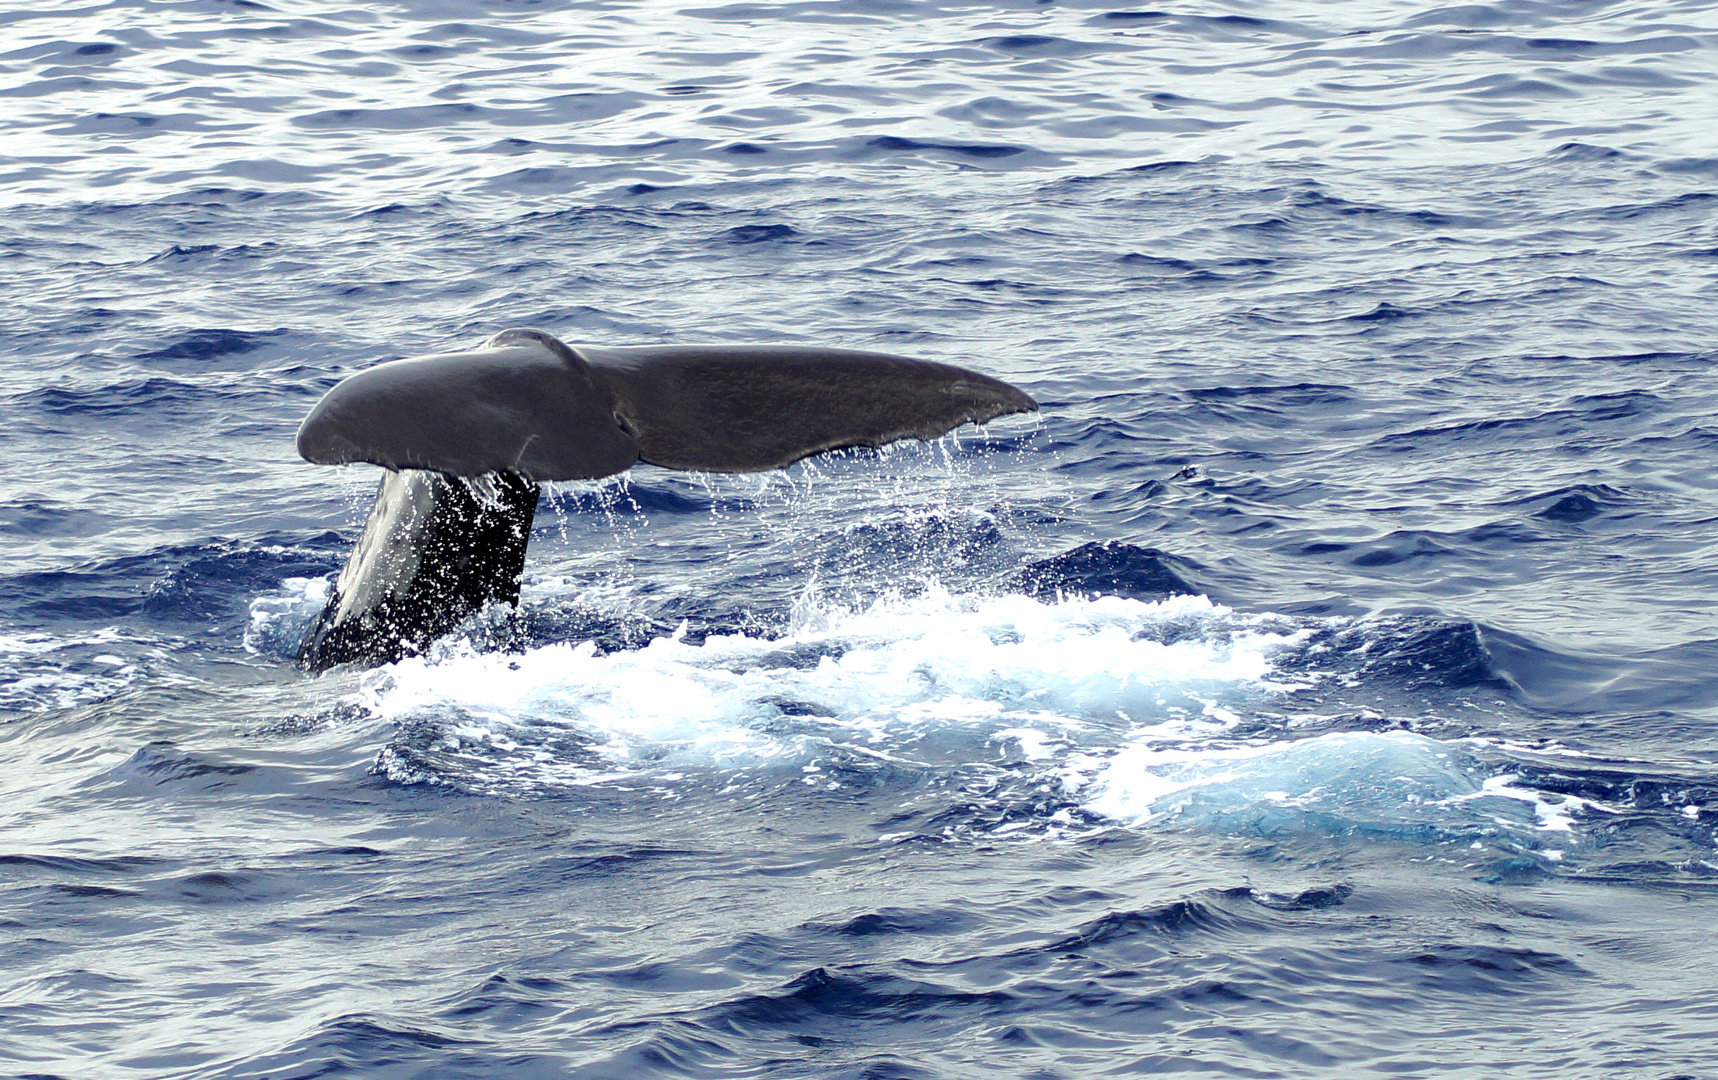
295 328 1037 671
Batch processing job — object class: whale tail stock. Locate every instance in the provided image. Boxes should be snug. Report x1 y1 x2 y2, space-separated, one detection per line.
295 469 539 671
295 328 1037 671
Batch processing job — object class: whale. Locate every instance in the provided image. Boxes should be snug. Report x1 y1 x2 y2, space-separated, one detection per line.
295 328 1037 670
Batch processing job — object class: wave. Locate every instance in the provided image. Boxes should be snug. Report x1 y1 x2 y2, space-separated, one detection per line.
3 0 1713 203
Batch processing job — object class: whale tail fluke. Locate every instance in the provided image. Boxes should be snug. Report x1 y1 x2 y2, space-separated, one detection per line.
582 341 1037 474
294 329 1037 671
294 331 639 483
296 328 1037 482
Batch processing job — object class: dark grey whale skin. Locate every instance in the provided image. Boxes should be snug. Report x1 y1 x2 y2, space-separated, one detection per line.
295 328 1037 671
297 328 1038 479
296 469 540 671
295 330 639 482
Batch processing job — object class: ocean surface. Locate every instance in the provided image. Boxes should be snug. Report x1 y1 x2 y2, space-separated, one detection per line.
4 0 1718 1076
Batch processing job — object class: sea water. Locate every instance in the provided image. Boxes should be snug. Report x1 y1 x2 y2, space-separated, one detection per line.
4 0 1718 1076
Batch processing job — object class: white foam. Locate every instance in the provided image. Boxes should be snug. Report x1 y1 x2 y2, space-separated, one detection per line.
243 576 330 658
1078 730 1483 829
1075 728 1615 852
359 588 1306 773
333 585 1621 852
1451 774 1612 833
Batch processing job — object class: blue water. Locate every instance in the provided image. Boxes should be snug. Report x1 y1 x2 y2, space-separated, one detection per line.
5 1 1718 1076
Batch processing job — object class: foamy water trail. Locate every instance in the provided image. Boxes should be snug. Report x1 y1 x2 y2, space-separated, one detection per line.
304 587 1595 862
355 591 1291 767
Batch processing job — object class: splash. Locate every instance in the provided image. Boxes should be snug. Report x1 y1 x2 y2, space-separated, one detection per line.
1078 730 1477 828
358 589 1306 776
265 581 1615 859
243 576 330 659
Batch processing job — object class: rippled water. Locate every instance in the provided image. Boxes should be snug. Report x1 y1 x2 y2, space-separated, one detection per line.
5 1 1718 1076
